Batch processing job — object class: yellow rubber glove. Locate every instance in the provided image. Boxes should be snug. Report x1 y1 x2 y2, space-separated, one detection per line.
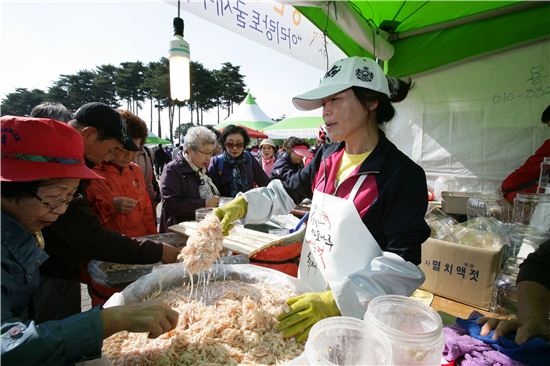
212 196 248 236
277 290 340 343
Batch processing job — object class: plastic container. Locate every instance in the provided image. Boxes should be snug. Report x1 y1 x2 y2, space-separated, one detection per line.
288 316 392 365
507 223 550 259
466 193 510 223
364 295 444 366
195 207 214 221
537 157 550 194
512 193 550 232
490 256 523 314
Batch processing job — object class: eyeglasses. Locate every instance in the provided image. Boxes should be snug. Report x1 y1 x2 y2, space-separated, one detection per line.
31 192 83 210
196 149 214 157
225 142 244 149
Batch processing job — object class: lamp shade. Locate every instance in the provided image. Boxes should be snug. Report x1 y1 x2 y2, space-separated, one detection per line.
169 34 190 102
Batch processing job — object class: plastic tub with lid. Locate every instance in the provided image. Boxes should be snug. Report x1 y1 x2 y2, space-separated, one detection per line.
364 295 444 366
286 316 392 365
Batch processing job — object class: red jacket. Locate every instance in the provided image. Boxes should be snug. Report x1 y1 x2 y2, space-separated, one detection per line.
86 162 157 237
502 139 550 202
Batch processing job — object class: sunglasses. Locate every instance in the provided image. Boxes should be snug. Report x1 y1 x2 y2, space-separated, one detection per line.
225 142 244 149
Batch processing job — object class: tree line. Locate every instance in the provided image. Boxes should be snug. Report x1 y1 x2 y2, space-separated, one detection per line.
0 59 247 142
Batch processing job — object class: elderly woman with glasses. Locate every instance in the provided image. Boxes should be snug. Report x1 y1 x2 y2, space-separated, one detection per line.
207 124 270 197
1 116 178 365
159 126 221 232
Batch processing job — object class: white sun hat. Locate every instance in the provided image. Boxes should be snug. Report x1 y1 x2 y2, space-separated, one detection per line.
292 56 390 111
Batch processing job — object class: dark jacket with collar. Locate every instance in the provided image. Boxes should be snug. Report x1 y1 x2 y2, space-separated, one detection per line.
284 130 430 264
270 152 303 184
207 151 270 197
1 212 103 365
1 213 48 322
159 156 206 232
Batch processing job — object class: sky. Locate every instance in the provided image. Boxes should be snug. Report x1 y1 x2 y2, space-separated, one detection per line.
0 0 343 138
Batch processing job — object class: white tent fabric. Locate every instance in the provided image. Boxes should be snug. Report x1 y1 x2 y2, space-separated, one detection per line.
386 40 550 193
218 92 274 129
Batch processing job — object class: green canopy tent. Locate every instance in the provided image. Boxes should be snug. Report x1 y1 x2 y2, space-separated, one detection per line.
145 130 171 145
264 114 324 139
291 1 550 76
215 92 274 131
287 1 549 194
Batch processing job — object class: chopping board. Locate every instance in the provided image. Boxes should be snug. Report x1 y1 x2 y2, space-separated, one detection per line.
168 221 305 257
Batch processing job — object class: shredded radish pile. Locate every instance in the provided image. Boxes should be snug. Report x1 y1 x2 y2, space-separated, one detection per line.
178 214 224 274
103 281 303 365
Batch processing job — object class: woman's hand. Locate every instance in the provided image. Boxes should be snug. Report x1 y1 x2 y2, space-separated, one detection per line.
205 196 220 208
101 300 179 338
160 243 180 263
113 197 138 214
478 316 549 344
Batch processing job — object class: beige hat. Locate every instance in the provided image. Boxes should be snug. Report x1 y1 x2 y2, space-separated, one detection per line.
292 56 390 111
259 139 276 148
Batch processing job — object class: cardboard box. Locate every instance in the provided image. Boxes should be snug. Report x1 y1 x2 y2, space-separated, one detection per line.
420 238 504 310
441 191 478 215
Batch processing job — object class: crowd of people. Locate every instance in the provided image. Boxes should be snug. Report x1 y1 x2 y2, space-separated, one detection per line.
1 56 548 365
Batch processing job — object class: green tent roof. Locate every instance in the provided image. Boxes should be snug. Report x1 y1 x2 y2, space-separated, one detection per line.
263 116 324 139
295 1 550 76
145 130 171 145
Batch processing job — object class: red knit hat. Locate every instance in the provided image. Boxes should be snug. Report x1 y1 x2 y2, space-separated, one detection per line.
1 116 103 182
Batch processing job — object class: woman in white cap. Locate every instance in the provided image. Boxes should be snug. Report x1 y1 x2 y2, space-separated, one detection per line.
214 56 430 342
258 138 278 176
1 116 178 365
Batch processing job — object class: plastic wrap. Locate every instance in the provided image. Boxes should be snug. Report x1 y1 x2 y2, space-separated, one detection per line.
425 206 460 242
104 263 313 307
426 207 510 249
449 217 509 249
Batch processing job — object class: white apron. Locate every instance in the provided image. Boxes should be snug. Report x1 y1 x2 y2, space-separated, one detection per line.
298 175 383 291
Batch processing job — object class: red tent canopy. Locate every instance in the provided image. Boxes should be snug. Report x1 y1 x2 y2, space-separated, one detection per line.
221 125 268 139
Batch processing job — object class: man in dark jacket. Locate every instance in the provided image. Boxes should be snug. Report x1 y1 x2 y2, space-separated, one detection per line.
271 136 313 184
34 102 180 322
154 144 170 177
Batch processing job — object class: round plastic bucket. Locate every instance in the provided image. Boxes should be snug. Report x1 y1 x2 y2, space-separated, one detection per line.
365 295 444 366
304 316 392 365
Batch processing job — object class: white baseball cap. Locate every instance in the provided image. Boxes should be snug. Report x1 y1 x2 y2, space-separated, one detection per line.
292 57 390 111
259 139 276 148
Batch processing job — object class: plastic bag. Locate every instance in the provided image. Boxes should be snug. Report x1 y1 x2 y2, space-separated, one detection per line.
88 232 188 288
450 217 509 249
104 263 313 307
